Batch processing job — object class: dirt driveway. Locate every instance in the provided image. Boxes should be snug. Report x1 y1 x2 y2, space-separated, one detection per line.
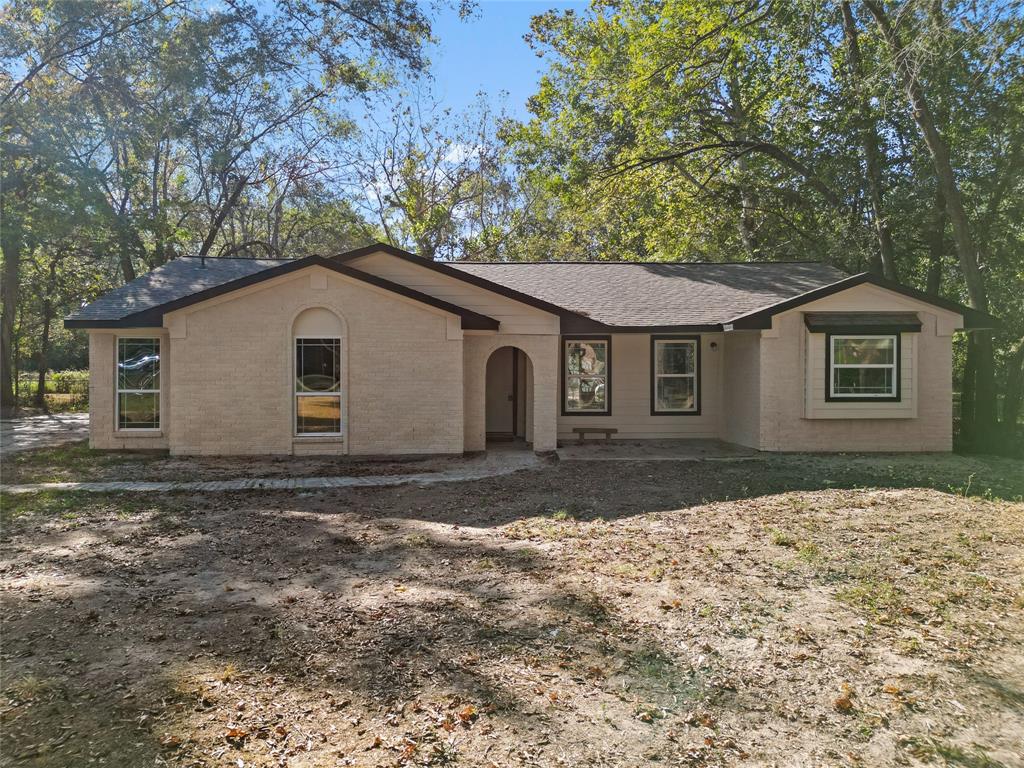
1 452 1022 767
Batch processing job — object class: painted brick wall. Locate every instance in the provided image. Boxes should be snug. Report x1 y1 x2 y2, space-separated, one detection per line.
758 308 954 453
158 267 464 455
464 334 559 452
88 329 171 450
722 331 761 449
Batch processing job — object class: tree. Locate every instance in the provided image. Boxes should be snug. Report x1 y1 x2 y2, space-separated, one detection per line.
1 0 466 413
347 93 521 260
508 0 1023 452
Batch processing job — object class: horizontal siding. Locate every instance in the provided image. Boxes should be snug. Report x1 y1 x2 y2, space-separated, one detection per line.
349 252 560 335
557 333 723 440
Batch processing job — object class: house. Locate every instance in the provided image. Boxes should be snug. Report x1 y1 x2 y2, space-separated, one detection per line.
65 243 997 456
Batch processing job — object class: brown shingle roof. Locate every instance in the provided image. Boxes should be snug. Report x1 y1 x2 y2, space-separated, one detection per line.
449 261 849 327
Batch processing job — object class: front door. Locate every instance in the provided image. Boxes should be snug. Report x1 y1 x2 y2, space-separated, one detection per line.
485 347 516 440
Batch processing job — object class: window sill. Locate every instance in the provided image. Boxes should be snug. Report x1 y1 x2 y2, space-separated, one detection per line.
293 435 344 443
114 430 164 438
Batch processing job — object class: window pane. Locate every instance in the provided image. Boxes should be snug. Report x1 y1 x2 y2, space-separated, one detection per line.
656 341 694 375
566 341 606 376
118 392 159 429
833 367 894 395
657 377 695 411
118 338 160 390
566 376 607 411
296 396 341 434
833 337 894 365
296 338 340 392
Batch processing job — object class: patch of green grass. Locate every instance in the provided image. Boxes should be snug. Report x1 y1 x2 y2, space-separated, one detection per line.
1 490 164 531
1 490 88 527
836 578 904 617
900 735 1007 768
769 528 797 547
1 440 165 484
796 541 822 563
6 673 57 702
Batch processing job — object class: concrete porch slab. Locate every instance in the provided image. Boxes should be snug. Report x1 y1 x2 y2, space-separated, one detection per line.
555 438 762 462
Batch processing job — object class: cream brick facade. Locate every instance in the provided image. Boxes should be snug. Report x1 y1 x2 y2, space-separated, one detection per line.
91 267 467 455
727 283 961 453
85 255 965 456
88 329 171 450
464 334 558 452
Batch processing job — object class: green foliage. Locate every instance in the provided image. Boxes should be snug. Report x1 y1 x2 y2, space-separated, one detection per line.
505 0 1023 451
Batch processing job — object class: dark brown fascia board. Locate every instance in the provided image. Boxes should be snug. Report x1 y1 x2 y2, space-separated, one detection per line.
332 242 606 329
804 311 922 334
563 321 724 334
64 255 500 331
727 273 1000 331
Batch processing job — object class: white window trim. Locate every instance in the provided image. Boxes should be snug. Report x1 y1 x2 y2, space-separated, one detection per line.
563 338 610 414
653 338 698 413
115 336 161 432
829 334 898 399
294 335 343 437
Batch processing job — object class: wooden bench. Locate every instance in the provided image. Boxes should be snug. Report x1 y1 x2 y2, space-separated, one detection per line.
572 427 618 444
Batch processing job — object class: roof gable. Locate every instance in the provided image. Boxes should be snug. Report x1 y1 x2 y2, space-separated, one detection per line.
727 273 998 330
333 244 604 329
66 256 500 331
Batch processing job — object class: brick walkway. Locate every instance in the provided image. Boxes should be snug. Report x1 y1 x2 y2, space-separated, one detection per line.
1 450 545 494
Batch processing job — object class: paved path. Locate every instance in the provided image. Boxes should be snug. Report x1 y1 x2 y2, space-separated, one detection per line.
1 413 90 454
557 438 762 462
1 451 545 494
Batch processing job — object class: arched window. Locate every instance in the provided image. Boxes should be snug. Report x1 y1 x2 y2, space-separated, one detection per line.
293 308 343 436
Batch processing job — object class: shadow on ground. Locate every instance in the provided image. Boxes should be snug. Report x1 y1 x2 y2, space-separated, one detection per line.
1 453 1022 766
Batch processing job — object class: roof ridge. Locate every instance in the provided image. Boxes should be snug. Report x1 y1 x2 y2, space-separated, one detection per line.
452 260 834 266
178 255 291 262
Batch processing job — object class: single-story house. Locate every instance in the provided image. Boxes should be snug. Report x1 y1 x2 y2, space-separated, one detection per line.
66 243 997 456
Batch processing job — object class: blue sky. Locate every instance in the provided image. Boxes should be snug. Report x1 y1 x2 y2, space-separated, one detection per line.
424 1 586 120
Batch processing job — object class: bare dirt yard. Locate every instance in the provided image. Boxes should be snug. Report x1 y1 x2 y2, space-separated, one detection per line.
1 448 1023 767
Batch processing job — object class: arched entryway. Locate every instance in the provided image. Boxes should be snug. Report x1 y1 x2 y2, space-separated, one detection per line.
485 346 534 447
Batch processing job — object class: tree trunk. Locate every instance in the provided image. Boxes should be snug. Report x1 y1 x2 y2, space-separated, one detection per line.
961 334 977 443
727 74 759 259
33 260 58 410
841 2 898 281
926 187 945 295
1001 338 1024 451
34 309 52 409
198 174 248 257
866 0 997 447
0 201 21 416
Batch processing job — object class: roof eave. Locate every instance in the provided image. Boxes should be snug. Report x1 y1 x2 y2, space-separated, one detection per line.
332 243 599 325
726 273 1001 331
64 255 500 331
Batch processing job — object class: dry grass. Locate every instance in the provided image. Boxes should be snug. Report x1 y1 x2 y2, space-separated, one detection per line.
1 452 1022 767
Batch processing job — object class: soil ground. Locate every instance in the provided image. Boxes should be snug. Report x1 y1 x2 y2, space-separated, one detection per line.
1 449 1022 767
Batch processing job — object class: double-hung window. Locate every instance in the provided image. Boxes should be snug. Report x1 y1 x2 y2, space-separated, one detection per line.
828 334 899 400
651 337 699 414
295 337 342 435
117 338 160 429
563 338 610 414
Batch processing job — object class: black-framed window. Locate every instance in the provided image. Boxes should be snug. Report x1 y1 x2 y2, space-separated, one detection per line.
117 337 160 429
650 336 700 415
826 334 900 401
295 337 341 434
562 337 611 414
